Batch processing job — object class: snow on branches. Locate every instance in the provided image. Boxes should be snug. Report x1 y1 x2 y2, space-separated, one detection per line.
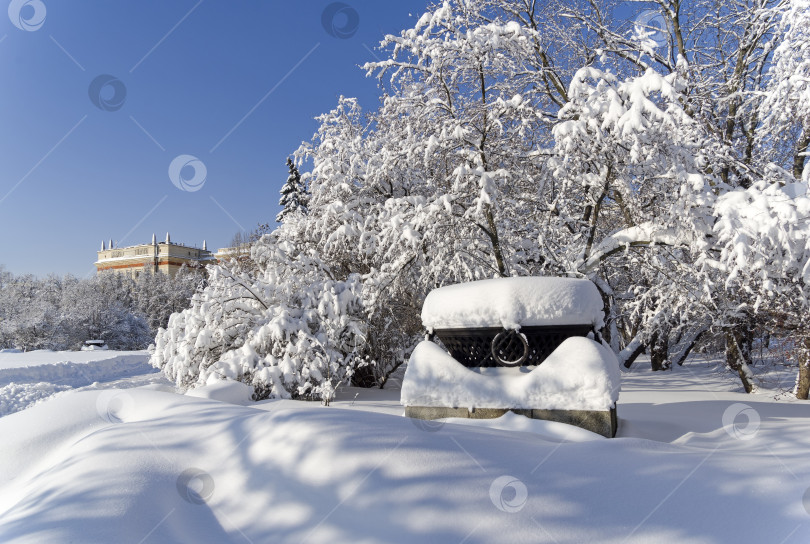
150 0 810 398
760 0 810 181
151 240 368 401
709 178 810 307
550 65 717 273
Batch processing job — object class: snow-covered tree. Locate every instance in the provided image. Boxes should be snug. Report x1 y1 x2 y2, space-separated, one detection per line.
760 0 810 181
0 273 61 351
276 157 309 223
0 267 196 351
372 6 553 276
151 261 268 389
706 171 810 398
134 266 202 334
551 63 723 364
58 273 152 350
150 0 810 398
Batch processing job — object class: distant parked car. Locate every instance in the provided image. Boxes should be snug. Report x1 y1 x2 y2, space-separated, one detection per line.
81 339 109 351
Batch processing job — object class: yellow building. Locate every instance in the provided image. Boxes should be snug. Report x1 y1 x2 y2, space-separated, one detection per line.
95 233 216 278
212 243 252 263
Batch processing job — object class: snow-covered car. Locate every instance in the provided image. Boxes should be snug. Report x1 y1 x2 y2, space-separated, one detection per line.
402 277 621 437
81 339 109 351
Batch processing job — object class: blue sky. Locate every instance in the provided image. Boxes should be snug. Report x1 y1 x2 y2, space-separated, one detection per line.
0 0 430 276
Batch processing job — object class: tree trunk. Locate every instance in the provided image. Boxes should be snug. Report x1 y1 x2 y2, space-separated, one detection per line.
619 333 646 369
673 326 707 366
606 300 620 353
726 330 756 393
592 276 620 352
793 125 809 180
796 337 810 400
483 204 507 277
744 319 754 363
797 360 810 400
650 331 670 371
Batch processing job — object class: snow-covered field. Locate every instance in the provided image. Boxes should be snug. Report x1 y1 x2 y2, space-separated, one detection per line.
0 350 160 417
0 352 808 543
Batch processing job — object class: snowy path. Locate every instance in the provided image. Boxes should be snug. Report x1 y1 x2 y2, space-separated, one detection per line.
0 350 161 417
0 359 808 543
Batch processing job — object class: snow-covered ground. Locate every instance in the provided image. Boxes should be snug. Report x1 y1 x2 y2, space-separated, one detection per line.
0 353 808 543
0 350 161 417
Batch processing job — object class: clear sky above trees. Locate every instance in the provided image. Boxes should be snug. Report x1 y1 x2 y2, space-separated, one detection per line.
0 0 429 275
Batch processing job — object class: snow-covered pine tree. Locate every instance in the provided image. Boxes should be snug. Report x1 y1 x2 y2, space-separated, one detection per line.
276 158 308 223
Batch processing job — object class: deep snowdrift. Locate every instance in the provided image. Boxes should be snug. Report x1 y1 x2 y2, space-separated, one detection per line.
0 351 152 385
1 364 809 543
0 349 149 372
0 350 155 417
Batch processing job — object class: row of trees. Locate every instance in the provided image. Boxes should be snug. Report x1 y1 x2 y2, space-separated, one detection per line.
0 266 202 351
152 0 810 400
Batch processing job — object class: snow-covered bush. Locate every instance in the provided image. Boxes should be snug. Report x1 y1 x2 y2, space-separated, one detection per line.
151 235 369 401
151 263 265 389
